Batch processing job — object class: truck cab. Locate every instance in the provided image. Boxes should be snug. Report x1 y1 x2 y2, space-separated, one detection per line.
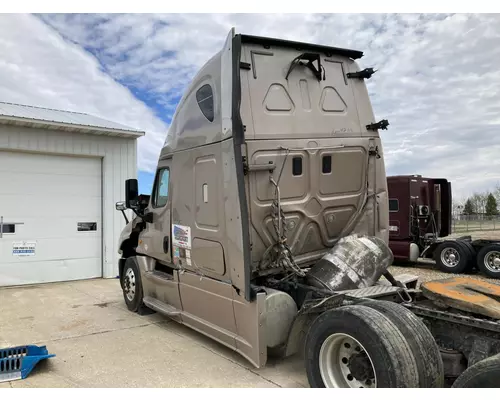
114 28 432 388
387 175 452 263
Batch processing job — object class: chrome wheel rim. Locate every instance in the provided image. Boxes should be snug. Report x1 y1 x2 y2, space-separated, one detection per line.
441 247 460 268
319 333 376 388
124 267 136 302
484 251 500 273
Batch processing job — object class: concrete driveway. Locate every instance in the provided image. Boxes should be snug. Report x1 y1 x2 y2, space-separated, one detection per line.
0 278 307 388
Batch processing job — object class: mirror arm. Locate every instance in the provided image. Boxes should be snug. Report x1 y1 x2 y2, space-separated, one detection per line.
121 210 129 225
131 207 142 218
129 206 153 224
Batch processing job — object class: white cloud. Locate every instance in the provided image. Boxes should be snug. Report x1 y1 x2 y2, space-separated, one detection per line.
3 13 500 203
0 13 168 173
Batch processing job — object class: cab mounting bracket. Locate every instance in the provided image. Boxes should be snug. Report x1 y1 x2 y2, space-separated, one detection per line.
366 119 389 131
347 67 376 80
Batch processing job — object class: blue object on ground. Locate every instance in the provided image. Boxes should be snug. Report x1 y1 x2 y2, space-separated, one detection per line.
0 345 55 383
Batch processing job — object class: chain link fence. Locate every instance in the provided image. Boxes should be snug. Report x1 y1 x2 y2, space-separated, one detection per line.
452 215 500 233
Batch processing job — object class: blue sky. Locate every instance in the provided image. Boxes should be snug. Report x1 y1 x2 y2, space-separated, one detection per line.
0 13 500 201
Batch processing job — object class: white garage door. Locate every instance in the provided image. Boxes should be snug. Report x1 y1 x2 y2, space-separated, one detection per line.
0 151 102 286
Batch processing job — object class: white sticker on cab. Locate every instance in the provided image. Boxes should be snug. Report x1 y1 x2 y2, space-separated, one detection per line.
172 224 192 249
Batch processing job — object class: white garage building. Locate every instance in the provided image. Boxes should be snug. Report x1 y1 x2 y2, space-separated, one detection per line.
0 101 145 287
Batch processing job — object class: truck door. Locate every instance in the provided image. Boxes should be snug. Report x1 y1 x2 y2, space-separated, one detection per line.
142 158 172 265
387 178 411 240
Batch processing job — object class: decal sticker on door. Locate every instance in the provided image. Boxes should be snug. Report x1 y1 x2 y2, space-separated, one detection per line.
185 249 192 266
172 224 192 249
173 245 180 265
173 246 180 258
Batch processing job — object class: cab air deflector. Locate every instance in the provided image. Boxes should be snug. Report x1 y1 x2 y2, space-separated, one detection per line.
239 34 364 60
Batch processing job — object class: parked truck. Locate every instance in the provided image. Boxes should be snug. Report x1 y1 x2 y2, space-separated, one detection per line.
388 174 500 279
115 28 500 388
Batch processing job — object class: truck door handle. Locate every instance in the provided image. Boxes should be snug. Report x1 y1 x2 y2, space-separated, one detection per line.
163 236 169 253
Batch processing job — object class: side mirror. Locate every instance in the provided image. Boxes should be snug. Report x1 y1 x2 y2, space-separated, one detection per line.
116 201 126 211
125 179 139 209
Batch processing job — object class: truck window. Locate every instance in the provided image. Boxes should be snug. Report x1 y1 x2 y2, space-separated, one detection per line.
389 199 399 212
292 157 303 176
322 155 332 174
153 168 170 208
196 84 214 122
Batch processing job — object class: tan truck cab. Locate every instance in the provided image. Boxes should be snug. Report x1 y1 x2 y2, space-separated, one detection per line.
115 28 444 388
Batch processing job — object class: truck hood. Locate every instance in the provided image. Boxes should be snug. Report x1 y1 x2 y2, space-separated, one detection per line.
117 216 141 254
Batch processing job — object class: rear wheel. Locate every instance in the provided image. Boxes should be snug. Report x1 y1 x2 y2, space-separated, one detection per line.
452 354 500 388
434 241 470 274
305 305 419 388
476 243 500 279
361 300 444 388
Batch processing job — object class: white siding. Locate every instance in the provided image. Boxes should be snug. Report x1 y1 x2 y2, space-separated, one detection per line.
0 124 138 279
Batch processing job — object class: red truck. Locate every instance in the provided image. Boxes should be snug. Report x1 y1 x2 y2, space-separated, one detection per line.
387 175 500 279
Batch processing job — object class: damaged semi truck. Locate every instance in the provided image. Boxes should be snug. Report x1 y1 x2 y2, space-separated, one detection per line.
115 29 500 388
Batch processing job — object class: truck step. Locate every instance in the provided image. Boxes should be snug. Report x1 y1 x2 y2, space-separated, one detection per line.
376 273 419 289
143 296 181 317
0 345 55 383
337 285 402 299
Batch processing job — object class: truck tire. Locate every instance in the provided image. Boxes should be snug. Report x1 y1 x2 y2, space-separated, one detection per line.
476 243 500 279
434 241 470 274
121 257 145 312
361 300 444 388
460 240 477 272
304 305 419 388
452 353 500 388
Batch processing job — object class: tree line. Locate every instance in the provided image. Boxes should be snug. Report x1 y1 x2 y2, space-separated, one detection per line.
455 184 500 217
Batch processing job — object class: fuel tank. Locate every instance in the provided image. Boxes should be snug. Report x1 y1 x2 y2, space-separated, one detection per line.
262 288 298 349
305 235 393 292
